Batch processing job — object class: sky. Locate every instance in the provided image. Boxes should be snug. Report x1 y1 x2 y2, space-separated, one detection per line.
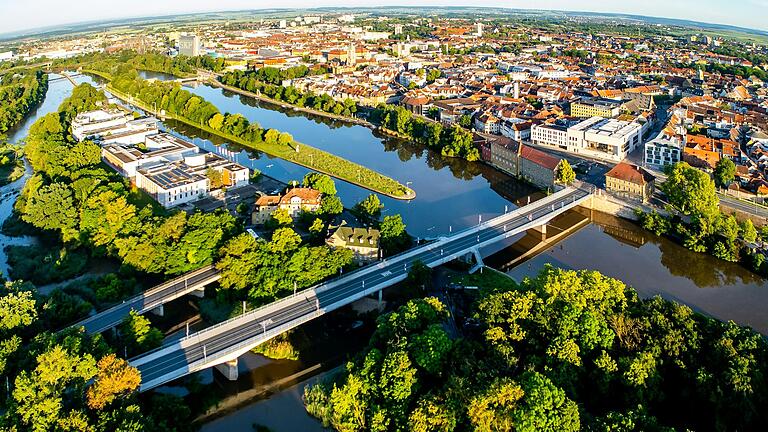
1 0 767 35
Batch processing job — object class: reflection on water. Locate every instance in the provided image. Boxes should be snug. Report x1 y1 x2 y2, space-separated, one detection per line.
500 209 768 334
199 369 328 432
161 83 538 236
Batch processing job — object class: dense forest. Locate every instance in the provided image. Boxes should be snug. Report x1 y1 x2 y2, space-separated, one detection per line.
305 266 768 431
0 69 48 133
0 83 198 432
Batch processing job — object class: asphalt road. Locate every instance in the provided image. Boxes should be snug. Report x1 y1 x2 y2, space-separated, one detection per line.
132 187 591 390
71 265 221 334
718 193 768 221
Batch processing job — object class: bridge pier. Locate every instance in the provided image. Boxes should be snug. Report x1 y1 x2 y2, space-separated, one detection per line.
530 223 547 241
150 305 164 317
190 287 205 298
214 358 239 381
468 248 485 274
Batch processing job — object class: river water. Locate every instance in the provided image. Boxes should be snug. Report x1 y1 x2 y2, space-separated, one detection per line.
121 71 768 431
0 73 98 276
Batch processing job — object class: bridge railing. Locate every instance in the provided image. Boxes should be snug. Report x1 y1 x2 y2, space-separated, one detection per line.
68 264 218 332
135 186 595 387
170 186 586 344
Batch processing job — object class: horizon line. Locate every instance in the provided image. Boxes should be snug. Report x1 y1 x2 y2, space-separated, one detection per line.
2 5 767 43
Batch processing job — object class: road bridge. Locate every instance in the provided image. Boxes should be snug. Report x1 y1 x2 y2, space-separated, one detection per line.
69 265 220 334
129 185 593 391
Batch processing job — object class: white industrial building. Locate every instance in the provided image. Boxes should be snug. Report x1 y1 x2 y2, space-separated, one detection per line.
532 117 643 162
135 162 209 208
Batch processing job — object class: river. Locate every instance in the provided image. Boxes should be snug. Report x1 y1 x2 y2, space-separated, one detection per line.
123 71 768 431
0 72 98 276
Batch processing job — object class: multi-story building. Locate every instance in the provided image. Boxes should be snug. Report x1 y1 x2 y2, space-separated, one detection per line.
570 117 643 161
605 162 655 202
474 113 500 134
135 162 209 208
500 120 532 142
533 117 643 161
179 34 200 57
252 187 322 224
570 97 622 118
645 137 682 169
531 123 570 150
72 108 134 141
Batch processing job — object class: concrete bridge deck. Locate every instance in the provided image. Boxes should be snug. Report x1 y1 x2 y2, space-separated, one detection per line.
129 185 593 391
69 265 220 334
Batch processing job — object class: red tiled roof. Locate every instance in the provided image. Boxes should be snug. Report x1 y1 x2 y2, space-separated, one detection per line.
520 145 560 170
605 162 654 185
280 187 321 205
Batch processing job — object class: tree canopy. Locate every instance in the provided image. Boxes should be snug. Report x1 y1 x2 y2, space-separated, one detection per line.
304 267 768 431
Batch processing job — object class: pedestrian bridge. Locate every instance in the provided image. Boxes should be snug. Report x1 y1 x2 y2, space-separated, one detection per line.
69 265 220 334
129 185 593 391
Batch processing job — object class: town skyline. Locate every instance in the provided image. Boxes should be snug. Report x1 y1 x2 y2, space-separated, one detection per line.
2 2 768 38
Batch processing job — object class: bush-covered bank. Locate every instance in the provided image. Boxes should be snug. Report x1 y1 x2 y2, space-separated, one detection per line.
220 68 358 118
304 266 768 431
637 161 767 276
0 69 48 134
369 104 479 161
219 69 480 162
0 143 25 185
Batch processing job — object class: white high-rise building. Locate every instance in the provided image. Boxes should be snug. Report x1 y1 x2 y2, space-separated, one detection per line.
178 34 200 57
394 24 404 35
348 42 357 65
475 22 484 37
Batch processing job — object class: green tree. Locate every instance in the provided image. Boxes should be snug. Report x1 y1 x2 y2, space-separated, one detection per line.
740 219 758 243
268 208 293 228
556 160 576 185
320 195 344 217
121 310 162 355
380 214 410 256
355 194 384 223
661 162 719 221
304 172 337 195
713 158 736 188
0 289 37 331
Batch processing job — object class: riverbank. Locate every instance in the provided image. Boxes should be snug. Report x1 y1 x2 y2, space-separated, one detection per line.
104 84 416 200
210 79 370 126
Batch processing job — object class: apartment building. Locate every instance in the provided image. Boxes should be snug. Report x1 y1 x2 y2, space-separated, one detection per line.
645 137 683 169
570 97 622 118
531 123 571 150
